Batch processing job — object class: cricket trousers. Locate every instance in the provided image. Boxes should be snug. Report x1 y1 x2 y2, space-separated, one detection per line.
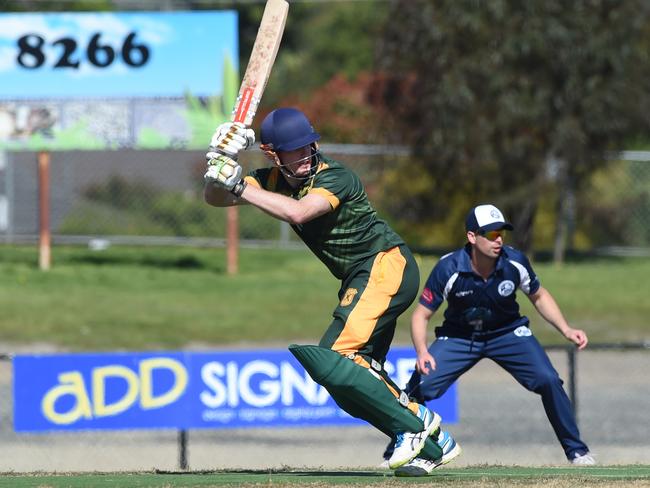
319 244 420 365
405 327 591 460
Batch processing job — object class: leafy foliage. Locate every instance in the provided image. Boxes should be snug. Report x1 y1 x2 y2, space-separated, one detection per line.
0 0 113 11
376 0 650 252
60 175 281 240
275 72 384 143
254 1 388 138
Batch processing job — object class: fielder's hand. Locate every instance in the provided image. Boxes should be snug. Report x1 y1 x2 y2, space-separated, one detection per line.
207 122 255 160
204 154 243 191
415 351 437 375
565 327 589 350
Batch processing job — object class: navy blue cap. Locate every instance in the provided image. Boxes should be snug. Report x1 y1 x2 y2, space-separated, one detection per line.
465 204 514 232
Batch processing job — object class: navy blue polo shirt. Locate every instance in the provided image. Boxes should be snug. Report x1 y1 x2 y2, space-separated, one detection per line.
420 244 541 338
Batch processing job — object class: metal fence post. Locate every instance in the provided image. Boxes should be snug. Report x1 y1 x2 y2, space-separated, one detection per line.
567 347 577 422
178 429 188 470
0 151 8 241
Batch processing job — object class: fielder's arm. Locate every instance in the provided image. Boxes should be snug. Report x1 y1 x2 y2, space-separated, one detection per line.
527 286 589 350
411 303 437 374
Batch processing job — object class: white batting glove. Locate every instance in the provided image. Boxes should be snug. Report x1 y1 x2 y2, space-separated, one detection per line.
204 154 243 191
207 122 255 160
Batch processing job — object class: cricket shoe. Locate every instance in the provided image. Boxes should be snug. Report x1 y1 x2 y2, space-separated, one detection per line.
570 452 596 465
394 430 462 477
380 427 439 466
387 405 441 469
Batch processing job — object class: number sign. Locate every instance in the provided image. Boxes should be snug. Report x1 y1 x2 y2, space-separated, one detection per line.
17 32 149 70
0 11 238 99
0 11 238 149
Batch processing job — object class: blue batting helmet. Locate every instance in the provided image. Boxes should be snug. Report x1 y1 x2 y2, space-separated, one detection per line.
260 108 320 152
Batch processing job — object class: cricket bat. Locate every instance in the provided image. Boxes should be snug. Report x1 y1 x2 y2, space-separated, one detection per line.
232 0 289 127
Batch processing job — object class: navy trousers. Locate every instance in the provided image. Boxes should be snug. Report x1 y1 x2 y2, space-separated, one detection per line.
405 328 590 460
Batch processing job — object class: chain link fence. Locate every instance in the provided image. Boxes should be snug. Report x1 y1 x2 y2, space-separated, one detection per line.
0 147 648 253
0 145 405 251
578 152 650 253
1 347 648 471
0 148 648 470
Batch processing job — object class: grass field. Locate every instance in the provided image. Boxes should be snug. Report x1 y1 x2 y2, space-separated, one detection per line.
0 466 650 488
1 245 649 486
0 466 649 488
0 244 648 351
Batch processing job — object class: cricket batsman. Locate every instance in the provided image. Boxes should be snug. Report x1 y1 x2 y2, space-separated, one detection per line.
203 107 461 475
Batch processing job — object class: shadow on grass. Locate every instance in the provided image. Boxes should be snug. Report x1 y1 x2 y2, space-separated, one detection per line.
154 469 390 478
70 253 208 269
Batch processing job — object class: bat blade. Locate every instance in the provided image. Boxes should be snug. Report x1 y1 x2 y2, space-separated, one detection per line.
232 0 289 127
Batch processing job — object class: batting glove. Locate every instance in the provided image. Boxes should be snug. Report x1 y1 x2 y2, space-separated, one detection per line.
207 122 255 160
204 154 243 192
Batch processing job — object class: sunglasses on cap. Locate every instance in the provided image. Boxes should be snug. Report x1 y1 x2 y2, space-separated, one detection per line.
477 229 507 241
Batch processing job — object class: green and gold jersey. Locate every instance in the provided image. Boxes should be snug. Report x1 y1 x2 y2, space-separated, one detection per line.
245 157 404 279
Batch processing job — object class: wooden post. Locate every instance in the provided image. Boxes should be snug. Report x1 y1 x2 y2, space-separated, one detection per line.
38 151 51 271
226 206 238 275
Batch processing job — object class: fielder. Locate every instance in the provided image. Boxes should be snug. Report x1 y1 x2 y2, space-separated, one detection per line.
203 107 461 475
383 204 595 466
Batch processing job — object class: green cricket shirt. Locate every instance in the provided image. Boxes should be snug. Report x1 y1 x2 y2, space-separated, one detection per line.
246 157 404 280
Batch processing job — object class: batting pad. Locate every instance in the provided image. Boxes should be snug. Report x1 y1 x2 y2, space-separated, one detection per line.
289 344 441 442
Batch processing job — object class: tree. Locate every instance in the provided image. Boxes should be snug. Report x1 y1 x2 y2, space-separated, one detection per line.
376 0 650 258
1 0 113 10
262 2 388 114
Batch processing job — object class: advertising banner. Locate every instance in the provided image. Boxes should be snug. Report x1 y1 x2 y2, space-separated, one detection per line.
0 11 238 149
13 348 457 432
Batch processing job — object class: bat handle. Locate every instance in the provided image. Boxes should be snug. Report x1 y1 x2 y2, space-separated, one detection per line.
208 148 238 164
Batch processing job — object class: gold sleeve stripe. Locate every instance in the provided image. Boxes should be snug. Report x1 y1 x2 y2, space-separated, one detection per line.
309 187 340 209
244 175 261 188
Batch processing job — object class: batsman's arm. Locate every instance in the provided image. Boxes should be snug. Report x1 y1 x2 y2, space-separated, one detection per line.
204 176 332 225
204 177 253 207
236 183 331 224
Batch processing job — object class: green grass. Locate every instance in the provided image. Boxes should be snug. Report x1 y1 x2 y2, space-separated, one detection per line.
0 245 648 351
0 466 648 487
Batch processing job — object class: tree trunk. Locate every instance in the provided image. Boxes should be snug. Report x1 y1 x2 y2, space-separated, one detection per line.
511 199 537 255
553 158 576 264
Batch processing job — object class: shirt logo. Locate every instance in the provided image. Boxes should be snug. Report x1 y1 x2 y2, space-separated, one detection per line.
421 287 435 303
455 290 473 297
498 280 515 297
514 326 532 337
340 288 358 306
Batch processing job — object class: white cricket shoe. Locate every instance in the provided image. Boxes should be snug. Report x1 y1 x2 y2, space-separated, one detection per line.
395 430 462 477
387 405 441 469
570 452 596 465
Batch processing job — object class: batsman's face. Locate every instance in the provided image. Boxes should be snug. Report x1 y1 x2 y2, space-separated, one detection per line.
277 146 313 177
